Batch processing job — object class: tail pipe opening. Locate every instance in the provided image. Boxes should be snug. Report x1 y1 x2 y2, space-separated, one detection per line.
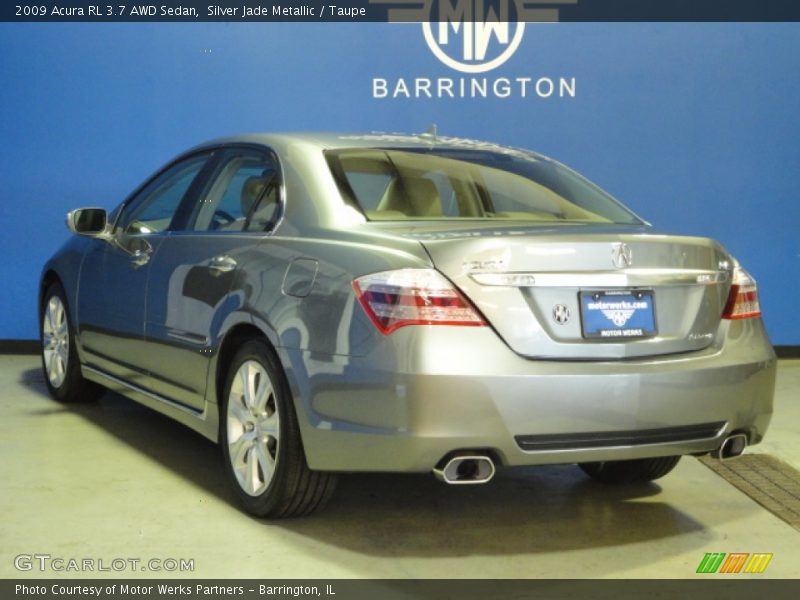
433 454 496 485
712 433 748 460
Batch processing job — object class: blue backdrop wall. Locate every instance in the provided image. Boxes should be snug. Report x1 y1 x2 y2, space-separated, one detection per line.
1 22 798 344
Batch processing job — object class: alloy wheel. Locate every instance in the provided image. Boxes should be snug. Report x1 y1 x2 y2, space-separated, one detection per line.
226 360 280 496
42 295 69 388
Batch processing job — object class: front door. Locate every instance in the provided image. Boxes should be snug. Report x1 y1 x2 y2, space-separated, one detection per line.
77 152 213 386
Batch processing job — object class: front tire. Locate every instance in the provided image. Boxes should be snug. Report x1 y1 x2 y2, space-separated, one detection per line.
220 340 337 518
40 283 102 403
579 456 681 484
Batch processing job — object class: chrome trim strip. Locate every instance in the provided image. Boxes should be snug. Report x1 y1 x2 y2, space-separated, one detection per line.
84 365 203 417
471 268 730 288
166 329 209 345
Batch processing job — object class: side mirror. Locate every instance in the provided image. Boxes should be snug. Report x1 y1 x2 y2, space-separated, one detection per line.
66 208 108 237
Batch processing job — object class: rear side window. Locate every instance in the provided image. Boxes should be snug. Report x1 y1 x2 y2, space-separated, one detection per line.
336 154 392 212
342 171 393 212
188 150 280 233
327 148 641 224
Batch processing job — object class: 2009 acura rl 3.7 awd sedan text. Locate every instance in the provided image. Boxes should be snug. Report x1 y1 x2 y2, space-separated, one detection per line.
40 132 776 517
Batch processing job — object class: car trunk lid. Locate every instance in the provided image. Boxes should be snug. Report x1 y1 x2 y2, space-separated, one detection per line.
380 223 733 359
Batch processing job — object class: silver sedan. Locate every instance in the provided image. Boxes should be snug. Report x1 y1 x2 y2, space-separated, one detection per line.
40 132 776 517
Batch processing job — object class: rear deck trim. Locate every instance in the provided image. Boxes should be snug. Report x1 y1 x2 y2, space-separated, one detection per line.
515 422 726 452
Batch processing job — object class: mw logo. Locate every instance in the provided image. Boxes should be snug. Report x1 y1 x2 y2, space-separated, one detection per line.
696 552 773 574
423 0 526 73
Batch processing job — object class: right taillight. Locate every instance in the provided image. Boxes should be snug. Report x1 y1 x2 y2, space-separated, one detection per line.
722 267 761 320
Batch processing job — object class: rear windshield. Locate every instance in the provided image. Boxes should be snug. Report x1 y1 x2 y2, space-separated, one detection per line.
326 147 641 224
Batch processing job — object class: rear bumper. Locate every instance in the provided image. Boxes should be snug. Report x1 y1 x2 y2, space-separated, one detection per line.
285 319 776 472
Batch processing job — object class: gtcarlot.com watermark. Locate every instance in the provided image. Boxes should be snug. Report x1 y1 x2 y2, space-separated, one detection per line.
14 554 194 573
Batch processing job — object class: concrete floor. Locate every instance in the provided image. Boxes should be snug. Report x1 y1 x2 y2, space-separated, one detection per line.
1 355 798 579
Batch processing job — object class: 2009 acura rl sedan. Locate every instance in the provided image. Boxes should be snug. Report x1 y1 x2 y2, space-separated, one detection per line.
40 132 776 517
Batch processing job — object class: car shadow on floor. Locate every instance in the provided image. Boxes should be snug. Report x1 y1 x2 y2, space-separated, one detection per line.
280 469 703 558
21 366 707 558
20 366 234 505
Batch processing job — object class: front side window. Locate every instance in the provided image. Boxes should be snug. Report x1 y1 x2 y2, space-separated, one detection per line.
327 148 641 224
188 151 280 233
117 154 210 234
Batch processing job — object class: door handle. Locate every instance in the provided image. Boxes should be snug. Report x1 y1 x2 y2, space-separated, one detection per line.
209 255 237 275
130 249 151 269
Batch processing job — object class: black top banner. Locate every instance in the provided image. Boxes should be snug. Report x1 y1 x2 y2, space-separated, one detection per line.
4 0 800 23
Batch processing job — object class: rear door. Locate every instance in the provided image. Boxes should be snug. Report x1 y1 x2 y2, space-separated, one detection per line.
142 147 282 411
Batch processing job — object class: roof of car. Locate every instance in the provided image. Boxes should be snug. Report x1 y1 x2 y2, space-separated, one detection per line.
191 132 537 157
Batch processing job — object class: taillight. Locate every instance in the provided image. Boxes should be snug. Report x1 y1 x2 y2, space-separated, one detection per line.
722 267 761 320
352 269 486 335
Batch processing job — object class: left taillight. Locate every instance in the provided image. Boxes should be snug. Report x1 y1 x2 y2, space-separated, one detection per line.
352 269 486 335
722 267 762 320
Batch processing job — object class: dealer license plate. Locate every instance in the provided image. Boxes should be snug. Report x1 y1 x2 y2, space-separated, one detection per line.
579 290 657 339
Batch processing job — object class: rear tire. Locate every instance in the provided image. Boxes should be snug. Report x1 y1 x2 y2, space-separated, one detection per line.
40 283 103 403
579 456 681 484
220 339 337 518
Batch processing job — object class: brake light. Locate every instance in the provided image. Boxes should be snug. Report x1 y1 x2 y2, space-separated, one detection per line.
722 267 761 320
353 269 486 335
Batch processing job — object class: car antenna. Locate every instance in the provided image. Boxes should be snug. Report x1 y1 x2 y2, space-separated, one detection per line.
419 124 438 143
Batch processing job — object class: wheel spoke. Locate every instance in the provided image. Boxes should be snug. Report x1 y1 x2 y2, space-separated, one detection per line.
254 378 272 414
259 412 279 437
246 446 262 495
255 441 275 483
47 349 58 379
55 354 65 379
229 435 250 466
240 364 254 409
227 399 250 429
50 350 63 387
47 298 58 332
54 301 64 330
57 343 68 365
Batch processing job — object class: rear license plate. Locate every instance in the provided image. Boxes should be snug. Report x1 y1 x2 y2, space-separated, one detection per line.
579 290 657 339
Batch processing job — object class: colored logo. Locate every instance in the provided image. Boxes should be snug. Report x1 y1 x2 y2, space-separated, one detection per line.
696 553 773 574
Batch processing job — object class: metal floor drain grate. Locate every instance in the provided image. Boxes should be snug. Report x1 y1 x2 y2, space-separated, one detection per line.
699 453 800 531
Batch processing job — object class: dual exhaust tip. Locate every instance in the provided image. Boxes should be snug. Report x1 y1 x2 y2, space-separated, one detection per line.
433 454 496 485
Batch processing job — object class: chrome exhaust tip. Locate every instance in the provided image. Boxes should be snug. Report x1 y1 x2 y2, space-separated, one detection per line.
433 455 496 485
712 433 748 460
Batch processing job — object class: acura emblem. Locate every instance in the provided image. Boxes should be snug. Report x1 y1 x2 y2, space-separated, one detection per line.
553 304 570 325
611 243 633 269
